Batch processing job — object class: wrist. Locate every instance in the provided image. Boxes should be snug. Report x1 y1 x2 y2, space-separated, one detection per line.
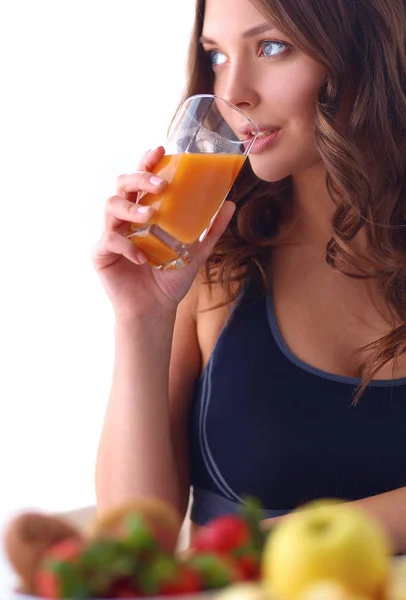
114 306 177 332
114 309 176 356
113 311 175 381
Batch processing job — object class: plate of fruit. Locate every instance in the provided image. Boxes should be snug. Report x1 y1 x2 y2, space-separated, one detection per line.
3 497 265 599
3 495 404 600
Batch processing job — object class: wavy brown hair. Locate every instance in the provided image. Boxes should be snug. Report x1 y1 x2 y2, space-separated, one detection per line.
176 0 406 402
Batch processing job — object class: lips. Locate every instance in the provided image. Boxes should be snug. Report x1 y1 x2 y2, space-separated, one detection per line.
249 128 281 154
238 124 281 141
256 129 279 138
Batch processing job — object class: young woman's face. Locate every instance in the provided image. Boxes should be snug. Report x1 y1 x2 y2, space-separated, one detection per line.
201 0 328 182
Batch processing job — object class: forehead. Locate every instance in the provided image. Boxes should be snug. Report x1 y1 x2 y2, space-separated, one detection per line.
203 0 271 36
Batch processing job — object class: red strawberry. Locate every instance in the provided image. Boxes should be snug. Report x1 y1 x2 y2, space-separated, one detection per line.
108 581 141 598
115 590 138 599
137 554 202 596
193 515 252 554
233 551 261 581
159 564 202 595
35 537 84 599
36 566 60 597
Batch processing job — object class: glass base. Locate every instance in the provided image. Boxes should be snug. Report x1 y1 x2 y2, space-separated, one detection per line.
127 224 198 270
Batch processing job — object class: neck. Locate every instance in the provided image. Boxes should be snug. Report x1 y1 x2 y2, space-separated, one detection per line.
281 161 336 246
278 160 370 260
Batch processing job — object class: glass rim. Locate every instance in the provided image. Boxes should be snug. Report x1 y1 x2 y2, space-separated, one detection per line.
180 93 260 146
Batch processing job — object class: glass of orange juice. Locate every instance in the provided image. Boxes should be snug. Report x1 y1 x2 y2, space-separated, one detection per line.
127 94 259 269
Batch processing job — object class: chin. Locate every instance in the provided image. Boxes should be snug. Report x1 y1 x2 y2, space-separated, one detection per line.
248 153 322 183
248 158 292 183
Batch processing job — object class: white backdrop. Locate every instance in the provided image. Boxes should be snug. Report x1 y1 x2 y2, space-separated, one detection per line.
0 0 195 531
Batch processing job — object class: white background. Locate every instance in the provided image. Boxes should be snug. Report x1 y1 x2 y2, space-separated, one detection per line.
0 0 195 581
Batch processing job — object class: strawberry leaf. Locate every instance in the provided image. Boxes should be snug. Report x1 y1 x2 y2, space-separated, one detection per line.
137 554 177 595
79 538 140 595
187 553 235 589
49 560 89 599
232 544 260 560
124 514 158 553
239 496 267 552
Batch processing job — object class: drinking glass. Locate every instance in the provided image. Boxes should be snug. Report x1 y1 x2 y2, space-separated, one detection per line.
127 94 259 269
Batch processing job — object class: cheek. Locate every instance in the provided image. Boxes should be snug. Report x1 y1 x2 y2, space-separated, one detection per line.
250 67 326 182
271 65 323 130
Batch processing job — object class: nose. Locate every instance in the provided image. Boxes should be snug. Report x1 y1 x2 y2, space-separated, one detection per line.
216 61 260 113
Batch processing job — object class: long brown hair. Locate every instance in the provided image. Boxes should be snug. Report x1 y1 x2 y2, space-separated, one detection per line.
177 0 406 401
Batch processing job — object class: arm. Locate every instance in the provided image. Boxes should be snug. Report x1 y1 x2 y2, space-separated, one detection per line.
95 283 201 520
262 487 406 554
93 148 235 521
351 487 406 554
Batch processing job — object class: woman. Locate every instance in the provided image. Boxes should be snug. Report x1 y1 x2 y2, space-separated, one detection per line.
93 0 406 552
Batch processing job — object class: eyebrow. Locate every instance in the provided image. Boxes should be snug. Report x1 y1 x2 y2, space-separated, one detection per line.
199 22 276 45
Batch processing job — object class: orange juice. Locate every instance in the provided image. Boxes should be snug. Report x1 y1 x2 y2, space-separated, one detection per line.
128 152 245 267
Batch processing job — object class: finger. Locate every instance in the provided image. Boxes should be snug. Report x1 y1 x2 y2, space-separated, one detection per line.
138 146 165 172
192 201 236 268
92 231 148 271
116 170 168 198
207 200 236 238
105 195 156 231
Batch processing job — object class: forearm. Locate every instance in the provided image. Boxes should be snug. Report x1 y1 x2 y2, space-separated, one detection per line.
261 487 406 554
96 312 180 513
350 487 406 554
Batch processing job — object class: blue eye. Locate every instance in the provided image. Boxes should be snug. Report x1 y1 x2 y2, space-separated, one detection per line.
210 50 227 66
260 40 289 57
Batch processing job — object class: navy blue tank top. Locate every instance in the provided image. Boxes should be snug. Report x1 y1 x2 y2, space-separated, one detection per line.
189 277 406 525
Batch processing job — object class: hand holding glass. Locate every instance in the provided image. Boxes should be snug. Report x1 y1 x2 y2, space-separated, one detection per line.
127 94 259 269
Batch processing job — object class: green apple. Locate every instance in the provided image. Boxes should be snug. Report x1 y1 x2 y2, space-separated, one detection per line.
262 500 391 600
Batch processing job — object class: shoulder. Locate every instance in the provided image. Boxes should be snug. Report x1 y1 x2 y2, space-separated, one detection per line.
193 269 247 370
171 269 247 377
195 267 246 313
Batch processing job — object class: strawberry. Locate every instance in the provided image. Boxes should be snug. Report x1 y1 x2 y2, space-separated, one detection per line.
79 537 139 597
193 515 251 554
159 564 202 595
137 554 202 596
191 500 266 584
35 537 87 599
108 580 142 598
232 547 261 580
36 564 62 597
115 589 138 599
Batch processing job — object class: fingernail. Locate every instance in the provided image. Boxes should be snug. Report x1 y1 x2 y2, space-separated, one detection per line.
137 252 148 264
136 205 151 214
150 176 164 186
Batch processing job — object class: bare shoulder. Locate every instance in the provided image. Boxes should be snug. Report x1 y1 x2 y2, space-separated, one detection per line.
169 273 229 397
169 280 201 405
170 269 245 385
195 271 245 371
